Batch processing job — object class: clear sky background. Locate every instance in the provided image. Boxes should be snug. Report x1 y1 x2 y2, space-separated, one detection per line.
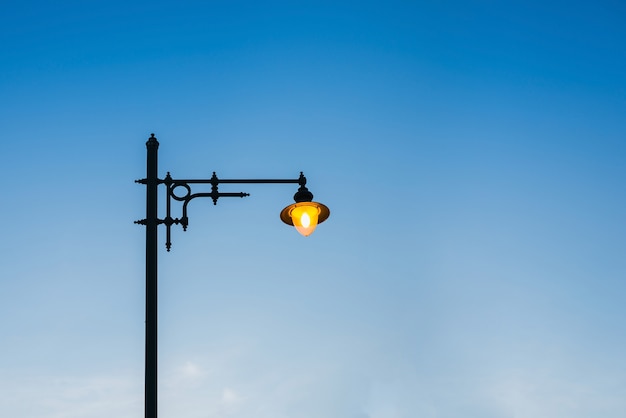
1 1 625 417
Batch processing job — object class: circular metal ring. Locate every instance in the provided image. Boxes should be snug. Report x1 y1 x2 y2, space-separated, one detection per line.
171 183 192 201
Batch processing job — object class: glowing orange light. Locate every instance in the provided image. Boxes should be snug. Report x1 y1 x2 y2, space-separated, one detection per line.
280 201 330 236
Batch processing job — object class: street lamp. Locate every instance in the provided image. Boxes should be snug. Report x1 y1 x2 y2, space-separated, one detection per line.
280 182 330 237
135 133 329 418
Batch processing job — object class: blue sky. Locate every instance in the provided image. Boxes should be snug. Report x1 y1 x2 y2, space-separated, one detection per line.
1 1 625 417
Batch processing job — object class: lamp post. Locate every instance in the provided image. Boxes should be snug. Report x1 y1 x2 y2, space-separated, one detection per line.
135 134 329 418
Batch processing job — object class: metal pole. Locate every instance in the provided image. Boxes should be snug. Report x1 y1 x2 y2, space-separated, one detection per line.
145 134 159 418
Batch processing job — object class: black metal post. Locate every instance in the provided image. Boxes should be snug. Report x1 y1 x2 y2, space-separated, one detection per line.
145 134 159 418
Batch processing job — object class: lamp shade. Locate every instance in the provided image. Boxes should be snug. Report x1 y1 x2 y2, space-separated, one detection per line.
280 201 330 236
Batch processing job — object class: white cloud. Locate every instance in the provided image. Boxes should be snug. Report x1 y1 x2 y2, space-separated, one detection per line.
0 373 142 418
180 361 204 379
221 387 242 404
484 369 626 418
4 349 623 418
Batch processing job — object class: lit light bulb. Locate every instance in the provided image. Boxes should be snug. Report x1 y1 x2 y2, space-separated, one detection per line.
280 200 330 236
291 205 320 236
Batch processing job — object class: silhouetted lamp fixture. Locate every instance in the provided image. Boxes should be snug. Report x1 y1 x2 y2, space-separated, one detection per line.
280 182 330 236
136 133 329 418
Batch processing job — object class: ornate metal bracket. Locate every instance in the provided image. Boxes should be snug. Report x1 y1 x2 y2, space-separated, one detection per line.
136 171 308 251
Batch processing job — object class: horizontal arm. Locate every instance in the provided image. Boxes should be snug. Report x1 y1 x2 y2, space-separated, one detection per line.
166 171 306 186
172 178 301 184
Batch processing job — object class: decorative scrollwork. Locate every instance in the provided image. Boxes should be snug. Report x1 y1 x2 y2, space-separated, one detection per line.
137 169 303 251
162 172 261 251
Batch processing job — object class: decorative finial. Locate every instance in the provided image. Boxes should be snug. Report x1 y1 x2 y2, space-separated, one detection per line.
146 133 159 147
